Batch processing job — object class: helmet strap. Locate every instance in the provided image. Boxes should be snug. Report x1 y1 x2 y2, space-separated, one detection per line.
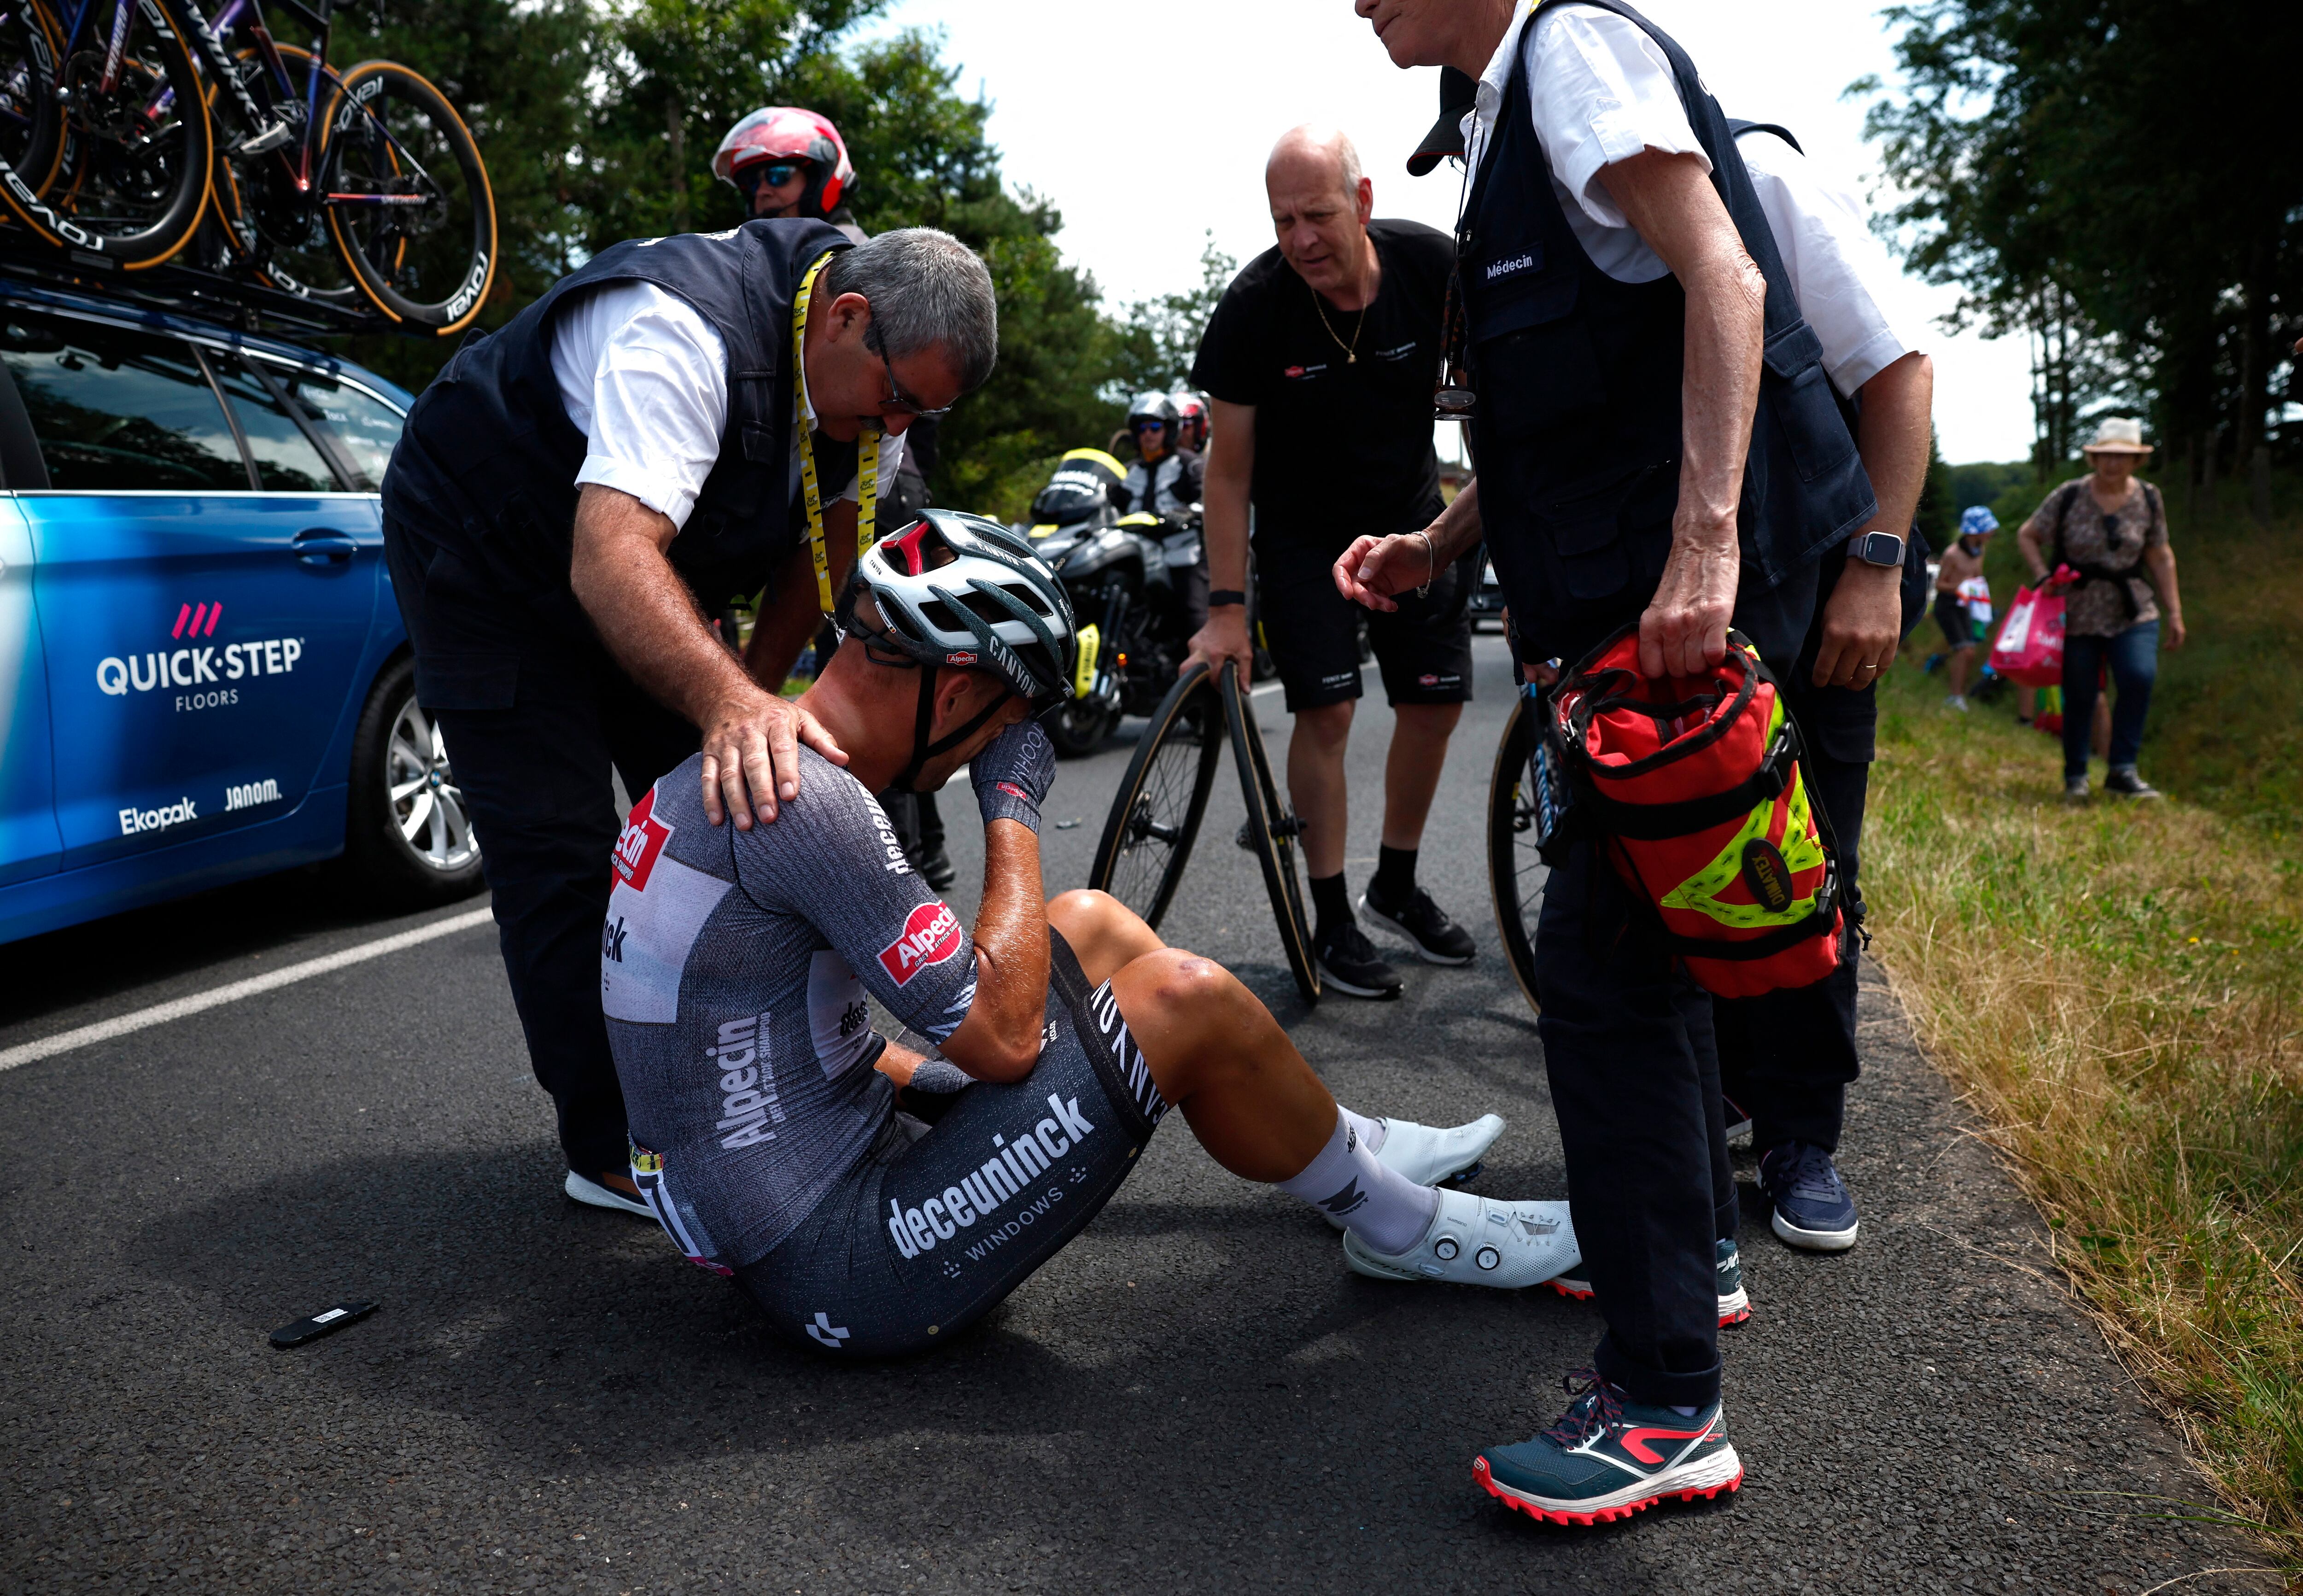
891 665 1012 793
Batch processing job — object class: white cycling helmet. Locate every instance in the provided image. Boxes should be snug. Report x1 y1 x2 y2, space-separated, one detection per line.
837 511 1077 788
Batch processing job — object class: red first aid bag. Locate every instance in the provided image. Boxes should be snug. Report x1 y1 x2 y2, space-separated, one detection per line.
1550 626 1842 999
1987 585 2065 687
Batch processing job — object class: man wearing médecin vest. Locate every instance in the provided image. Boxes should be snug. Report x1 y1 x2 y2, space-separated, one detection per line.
1342 0 1932 1525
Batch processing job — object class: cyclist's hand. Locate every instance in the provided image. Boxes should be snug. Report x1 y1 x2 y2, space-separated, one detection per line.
1333 530 1434 614
1185 605 1255 691
699 687 847 830
970 719 1056 835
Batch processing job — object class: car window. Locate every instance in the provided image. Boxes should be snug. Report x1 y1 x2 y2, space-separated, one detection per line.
208 357 340 491
274 368 403 490
0 314 247 491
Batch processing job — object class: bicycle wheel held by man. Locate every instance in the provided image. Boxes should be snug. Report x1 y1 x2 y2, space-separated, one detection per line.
1187 123 1479 1002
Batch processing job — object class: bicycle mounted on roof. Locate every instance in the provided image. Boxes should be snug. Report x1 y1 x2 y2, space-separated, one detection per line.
0 0 494 336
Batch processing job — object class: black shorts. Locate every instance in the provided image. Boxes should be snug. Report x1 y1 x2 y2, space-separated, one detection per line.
1933 591 1977 649
1256 534 1477 713
736 931 1168 1357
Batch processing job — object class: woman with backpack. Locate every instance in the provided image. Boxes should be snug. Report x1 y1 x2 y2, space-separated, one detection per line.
2015 418 2188 801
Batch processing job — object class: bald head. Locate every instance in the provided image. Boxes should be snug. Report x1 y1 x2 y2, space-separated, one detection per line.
1267 123 1364 205
1265 123 1378 304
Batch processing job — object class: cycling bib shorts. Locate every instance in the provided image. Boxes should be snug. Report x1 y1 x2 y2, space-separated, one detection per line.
735 931 1169 1356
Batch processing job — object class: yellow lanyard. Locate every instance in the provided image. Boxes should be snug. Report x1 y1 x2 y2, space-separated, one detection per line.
793 251 880 616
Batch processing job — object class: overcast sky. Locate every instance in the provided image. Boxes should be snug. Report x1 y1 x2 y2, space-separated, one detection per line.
866 0 2038 466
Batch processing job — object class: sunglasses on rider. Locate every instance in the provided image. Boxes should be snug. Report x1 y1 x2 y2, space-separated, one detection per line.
749 160 808 191
862 320 955 419
1132 417 1168 431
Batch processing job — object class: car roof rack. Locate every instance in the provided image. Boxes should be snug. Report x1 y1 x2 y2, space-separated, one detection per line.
0 243 401 340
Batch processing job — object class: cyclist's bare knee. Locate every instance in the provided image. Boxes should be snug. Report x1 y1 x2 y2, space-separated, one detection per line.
1108 947 1238 1097
1047 888 1163 987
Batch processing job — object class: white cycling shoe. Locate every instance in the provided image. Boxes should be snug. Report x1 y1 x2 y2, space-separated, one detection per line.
1322 1113 1505 1231
1342 1187 1580 1288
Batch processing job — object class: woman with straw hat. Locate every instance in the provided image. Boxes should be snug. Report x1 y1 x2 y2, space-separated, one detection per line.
2015 417 2187 800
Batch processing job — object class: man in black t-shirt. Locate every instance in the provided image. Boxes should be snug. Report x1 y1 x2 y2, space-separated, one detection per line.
1187 124 1476 1000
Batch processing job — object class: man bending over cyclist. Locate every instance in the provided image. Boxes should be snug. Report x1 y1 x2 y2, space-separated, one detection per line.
600 511 1579 1354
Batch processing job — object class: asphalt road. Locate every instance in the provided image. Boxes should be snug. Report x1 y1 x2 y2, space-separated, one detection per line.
0 633 2279 1595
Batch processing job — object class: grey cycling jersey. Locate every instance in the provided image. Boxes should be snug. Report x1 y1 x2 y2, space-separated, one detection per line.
601 748 980 1269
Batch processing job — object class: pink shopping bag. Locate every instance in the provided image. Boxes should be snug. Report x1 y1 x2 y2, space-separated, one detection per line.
1987 585 2065 687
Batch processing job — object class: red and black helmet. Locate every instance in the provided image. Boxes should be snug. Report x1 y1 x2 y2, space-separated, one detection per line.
712 107 856 216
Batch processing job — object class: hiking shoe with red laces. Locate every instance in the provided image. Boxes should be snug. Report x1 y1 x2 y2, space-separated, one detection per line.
1474 1372 1742 1526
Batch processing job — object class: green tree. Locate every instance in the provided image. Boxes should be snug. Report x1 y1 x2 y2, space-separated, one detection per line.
1109 233 1236 399
1862 1 2303 489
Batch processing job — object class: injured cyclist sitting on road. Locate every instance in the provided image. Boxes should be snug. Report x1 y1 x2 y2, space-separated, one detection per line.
599 510 1580 1354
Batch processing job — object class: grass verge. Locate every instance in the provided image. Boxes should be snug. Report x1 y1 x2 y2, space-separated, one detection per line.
1868 516 2303 1575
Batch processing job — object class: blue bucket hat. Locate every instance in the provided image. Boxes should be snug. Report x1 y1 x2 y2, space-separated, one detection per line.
1959 506 2000 538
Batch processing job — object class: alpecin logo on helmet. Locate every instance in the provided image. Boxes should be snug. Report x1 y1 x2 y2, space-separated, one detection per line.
878 900 964 985
613 787 673 891
945 650 978 666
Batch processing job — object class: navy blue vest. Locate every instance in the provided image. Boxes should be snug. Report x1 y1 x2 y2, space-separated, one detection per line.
385 218 849 616
1461 0 1876 659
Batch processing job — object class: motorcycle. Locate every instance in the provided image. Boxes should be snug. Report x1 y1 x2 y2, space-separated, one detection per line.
1016 448 1204 755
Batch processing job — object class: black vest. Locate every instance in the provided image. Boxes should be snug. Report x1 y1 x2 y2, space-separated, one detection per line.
384 218 850 618
1461 0 1876 657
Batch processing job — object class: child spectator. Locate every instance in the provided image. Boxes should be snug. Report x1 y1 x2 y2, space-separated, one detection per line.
1934 506 1997 710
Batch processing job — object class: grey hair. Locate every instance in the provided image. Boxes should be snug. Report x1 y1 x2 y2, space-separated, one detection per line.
822 227 998 392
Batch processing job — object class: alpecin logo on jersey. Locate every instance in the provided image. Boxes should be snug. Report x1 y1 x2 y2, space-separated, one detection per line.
613 787 672 890
878 900 963 986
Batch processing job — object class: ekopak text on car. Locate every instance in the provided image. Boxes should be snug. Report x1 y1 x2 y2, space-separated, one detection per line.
0 279 485 945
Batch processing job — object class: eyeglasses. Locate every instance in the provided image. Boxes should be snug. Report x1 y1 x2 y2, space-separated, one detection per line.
860 321 956 419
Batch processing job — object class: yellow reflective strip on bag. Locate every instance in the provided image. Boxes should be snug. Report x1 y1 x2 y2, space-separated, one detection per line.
1657 699 1827 930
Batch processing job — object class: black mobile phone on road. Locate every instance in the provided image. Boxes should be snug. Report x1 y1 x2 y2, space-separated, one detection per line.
270 1301 377 1349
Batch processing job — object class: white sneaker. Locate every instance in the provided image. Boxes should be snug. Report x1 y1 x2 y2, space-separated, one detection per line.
1945 694 1969 712
1342 1187 1580 1288
565 1168 652 1218
1321 1113 1505 1230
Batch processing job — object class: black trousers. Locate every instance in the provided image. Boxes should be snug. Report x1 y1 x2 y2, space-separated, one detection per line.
1710 532 1927 1157
382 509 696 1180
1527 558 1821 1409
1709 679 1870 1155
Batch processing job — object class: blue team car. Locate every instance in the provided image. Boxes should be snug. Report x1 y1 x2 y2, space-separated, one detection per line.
0 280 484 945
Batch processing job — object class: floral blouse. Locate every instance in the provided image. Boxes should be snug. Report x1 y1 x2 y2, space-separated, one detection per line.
2029 477 2169 637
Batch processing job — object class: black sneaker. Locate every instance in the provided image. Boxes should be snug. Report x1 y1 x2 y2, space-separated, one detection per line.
1360 880 1476 965
1314 920 1403 1000
915 843 958 890
2063 774 2090 802
2104 767 2162 800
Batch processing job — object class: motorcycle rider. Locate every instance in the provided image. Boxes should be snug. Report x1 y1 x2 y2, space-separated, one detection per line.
715 106 953 889
1120 391 1204 523
1173 389 1212 455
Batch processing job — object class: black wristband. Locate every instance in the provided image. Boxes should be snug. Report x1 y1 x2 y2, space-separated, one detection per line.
1208 589 1247 608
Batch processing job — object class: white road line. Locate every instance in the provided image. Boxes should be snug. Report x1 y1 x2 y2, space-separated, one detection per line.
0 905 496 1074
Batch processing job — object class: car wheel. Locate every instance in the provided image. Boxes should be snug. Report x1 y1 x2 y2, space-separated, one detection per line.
346 654 485 906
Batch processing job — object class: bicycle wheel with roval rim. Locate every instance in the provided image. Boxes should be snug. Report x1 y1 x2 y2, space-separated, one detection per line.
0 0 65 207
320 58 495 335
203 43 360 304
1223 669 1319 1004
1089 662 1220 930
1486 689 1547 1016
2 0 210 267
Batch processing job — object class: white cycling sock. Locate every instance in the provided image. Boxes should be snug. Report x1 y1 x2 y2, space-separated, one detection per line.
1340 1105 1388 1155
1277 1109 1436 1255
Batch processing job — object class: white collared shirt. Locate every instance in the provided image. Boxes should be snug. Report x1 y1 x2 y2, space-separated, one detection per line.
1461 3 1915 396
549 279 902 530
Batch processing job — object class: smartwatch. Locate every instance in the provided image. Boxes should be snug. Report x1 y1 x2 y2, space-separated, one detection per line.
1850 529 1906 568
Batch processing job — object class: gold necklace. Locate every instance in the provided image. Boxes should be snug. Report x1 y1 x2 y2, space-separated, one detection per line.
1312 282 1367 364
